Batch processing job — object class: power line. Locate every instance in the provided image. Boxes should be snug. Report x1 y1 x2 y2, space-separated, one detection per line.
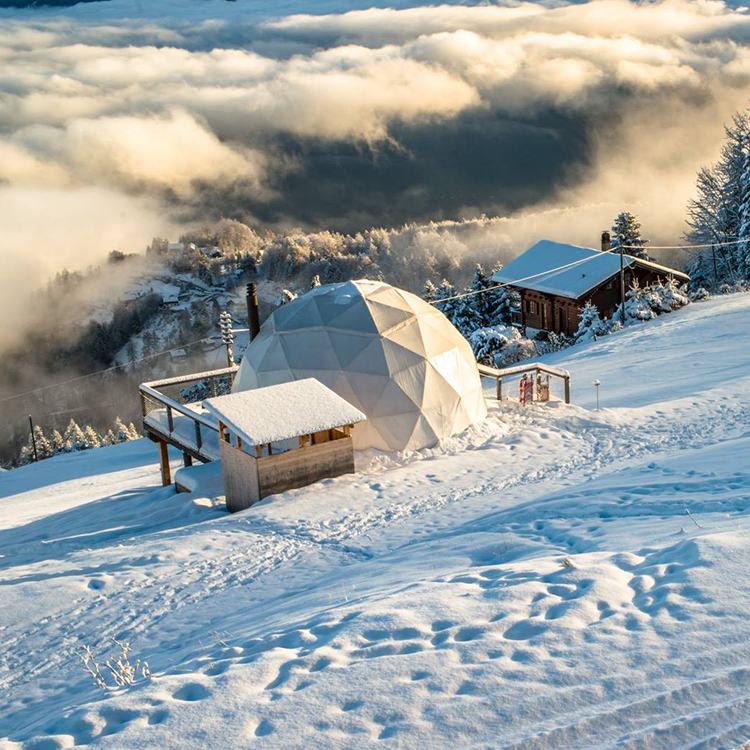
620 239 745 250
0 334 213 406
431 253 605 305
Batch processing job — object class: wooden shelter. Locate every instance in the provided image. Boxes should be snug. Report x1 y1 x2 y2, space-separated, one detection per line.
493 239 690 337
202 379 366 512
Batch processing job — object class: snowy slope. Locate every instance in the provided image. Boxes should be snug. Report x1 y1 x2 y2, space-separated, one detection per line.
3 293 750 749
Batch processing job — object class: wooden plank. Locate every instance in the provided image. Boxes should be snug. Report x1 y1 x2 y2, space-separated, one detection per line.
220 440 260 512
158 440 172 487
257 437 355 501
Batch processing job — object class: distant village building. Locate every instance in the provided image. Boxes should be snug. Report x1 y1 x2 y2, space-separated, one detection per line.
167 242 197 253
493 237 689 337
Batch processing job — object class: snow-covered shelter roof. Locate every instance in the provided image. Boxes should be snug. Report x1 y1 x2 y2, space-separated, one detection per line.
492 240 687 299
202 378 366 448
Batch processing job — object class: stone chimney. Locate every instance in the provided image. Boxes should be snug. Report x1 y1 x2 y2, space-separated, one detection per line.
601 231 611 252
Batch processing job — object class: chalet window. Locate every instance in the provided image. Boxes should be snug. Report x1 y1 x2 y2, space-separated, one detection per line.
525 300 539 315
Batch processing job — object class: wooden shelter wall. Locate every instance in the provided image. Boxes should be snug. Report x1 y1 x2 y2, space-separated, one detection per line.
220 440 261 513
258 437 355 500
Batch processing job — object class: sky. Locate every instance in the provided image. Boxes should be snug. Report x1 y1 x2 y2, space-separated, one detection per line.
2 0 750 298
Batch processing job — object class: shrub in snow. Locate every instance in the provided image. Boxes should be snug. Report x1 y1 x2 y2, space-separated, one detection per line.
690 286 710 301
469 325 519 366
79 638 152 692
499 337 538 365
624 282 657 322
575 303 608 342
657 278 689 311
275 289 298 307
536 331 573 355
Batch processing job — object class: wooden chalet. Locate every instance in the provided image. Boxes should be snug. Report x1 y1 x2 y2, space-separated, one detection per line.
492 236 690 337
202 379 366 512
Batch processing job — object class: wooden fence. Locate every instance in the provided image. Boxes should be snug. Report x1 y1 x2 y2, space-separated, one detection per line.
477 362 571 404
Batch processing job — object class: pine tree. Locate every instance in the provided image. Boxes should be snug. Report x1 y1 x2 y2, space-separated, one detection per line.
574 303 608 341
310 275 321 289
487 263 519 326
738 145 750 280
32 425 53 459
433 279 458 324
422 279 438 304
51 429 65 455
114 417 132 443
468 264 494 328
611 212 649 258
63 419 86 451
687 110 750 286
82 426 102 450
127 422 140 440
101 429 117 447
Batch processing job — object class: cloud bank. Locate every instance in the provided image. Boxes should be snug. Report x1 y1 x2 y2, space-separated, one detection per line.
1 0 750 286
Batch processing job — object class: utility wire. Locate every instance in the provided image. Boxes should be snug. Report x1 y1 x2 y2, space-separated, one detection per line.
620 239 745 250
431 254 602 305
0 334 213 406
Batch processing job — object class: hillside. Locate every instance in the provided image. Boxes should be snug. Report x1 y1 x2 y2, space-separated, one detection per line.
3 293 750 749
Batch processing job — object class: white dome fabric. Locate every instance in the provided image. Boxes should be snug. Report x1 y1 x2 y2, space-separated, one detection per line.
233 280 487 452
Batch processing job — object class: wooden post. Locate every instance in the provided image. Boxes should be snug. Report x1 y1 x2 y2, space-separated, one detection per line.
496 376 502 401
712 245 718 283
158 440 172 486
209 376 217 397
564 376 571 405
28 415 39 462
183 452 193 467
267 443 273 456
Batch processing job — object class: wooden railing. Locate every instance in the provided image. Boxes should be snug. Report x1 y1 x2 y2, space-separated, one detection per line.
477 362 571 404
139 365 239 467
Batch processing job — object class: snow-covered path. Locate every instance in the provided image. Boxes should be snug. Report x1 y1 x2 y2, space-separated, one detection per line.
3 293 750 749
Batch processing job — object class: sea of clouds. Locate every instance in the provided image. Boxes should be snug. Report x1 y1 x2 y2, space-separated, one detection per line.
2 0 750 309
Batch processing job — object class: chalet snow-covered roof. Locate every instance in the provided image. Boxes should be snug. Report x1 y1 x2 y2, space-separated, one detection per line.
202 378 366 448
492 240 687 299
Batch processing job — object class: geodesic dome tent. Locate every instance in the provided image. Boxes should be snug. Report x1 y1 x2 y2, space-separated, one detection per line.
233 280 487 452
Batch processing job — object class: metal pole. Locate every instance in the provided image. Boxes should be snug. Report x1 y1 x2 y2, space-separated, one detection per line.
246 283 261 342
28 415 38 462
619 242 626 324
